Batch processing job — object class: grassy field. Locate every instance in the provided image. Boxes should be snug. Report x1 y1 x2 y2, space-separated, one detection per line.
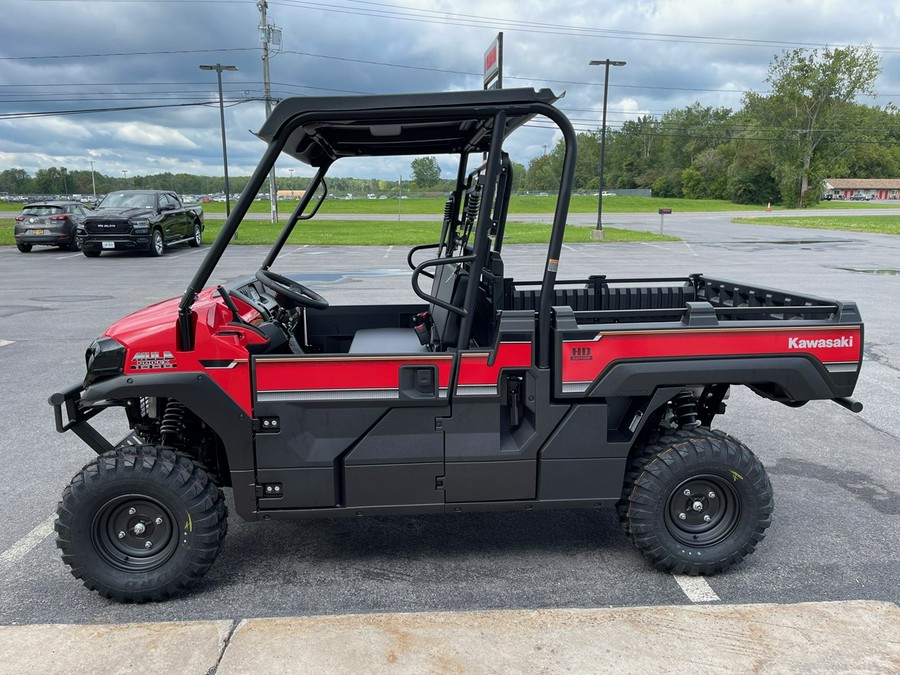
0 219 678 247
183 194 765 216
733 215 900 235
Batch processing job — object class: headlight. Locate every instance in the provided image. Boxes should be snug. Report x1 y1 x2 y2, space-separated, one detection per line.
131 219 150 233
84 337 126 387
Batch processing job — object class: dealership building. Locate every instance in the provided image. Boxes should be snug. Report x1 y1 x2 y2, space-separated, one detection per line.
824 178 900 200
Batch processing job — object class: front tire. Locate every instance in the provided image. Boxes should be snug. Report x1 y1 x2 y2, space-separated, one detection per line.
55 446 227 602
623 429 773 575
83 249 101 258
149 229 165 257
16 242 32 253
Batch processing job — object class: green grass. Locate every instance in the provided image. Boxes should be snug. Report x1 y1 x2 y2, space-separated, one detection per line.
733 215 900 235
0 218 678 246
229 194 760 216
203 220 678 245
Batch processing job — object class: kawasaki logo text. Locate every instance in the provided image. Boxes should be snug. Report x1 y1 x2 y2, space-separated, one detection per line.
788 336 853 349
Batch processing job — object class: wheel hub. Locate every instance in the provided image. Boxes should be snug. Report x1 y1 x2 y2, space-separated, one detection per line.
92 495 178 572
666 475 740 547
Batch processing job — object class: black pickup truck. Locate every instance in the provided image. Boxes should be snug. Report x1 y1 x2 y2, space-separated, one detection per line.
78 190 204 257
51 88 864 602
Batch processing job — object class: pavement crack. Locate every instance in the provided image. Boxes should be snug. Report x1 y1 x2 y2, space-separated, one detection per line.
206 619 239 675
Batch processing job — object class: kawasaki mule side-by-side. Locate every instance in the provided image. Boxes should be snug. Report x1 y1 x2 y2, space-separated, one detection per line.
50 88 863 601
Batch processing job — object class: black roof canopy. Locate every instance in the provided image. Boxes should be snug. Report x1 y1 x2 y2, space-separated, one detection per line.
256 88 561 166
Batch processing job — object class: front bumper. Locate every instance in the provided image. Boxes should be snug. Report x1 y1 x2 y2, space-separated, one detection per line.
49 382 116 454
80 236 150 252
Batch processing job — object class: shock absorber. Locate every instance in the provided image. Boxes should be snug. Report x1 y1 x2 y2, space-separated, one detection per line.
159 400 186 447
672 391 701 428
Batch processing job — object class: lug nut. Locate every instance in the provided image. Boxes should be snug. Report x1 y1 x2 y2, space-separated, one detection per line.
155 517 163 525
128 507 136 515
678 513 686 520
703 515 711 523
683 489 691 496
144 541 152 549
708 491 716 499
117 531 126 539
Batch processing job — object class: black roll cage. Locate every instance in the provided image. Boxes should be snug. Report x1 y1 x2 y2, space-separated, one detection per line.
178 88 578 368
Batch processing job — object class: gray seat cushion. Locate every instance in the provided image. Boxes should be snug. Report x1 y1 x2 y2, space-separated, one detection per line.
348 328 429 354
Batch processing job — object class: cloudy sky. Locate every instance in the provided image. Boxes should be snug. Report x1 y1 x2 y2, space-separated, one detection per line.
1 0 897 183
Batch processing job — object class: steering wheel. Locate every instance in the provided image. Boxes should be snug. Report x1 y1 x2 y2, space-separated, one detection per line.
255 269 329 310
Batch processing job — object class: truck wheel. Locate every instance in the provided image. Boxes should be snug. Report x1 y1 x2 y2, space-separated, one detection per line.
69 237 82 251
149 229 165 257
83 249 101 258
55 446 227 602
623 429 773 575
16 242 32 253
189 222 202 247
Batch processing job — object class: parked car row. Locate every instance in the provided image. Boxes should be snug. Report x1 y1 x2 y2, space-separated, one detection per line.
13 190 204 257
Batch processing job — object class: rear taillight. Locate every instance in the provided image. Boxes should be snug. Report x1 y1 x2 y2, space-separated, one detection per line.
50 214 69 221
15 216 23 221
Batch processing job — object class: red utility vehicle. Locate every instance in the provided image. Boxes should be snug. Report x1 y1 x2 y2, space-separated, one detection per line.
51 89 863 601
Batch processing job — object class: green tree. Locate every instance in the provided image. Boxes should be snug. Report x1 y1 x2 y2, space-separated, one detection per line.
744 46 880 206
410 156 442 188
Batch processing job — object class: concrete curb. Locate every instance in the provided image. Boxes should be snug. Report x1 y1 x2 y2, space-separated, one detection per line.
1 601 897 674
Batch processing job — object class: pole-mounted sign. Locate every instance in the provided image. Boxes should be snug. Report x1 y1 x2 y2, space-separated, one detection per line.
483 33 503 90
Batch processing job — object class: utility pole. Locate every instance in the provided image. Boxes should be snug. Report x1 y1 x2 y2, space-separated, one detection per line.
199 64 238 216
588 59 626 240
89 160 96 197
259 0 279 222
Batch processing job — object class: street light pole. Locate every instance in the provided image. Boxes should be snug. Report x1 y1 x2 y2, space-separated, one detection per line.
89 160 96 198
122 169 128 184
588 59 626 238
288 168 294 198
200 64 238 216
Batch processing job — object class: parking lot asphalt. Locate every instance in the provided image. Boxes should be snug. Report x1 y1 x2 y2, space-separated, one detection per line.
0 214 898 670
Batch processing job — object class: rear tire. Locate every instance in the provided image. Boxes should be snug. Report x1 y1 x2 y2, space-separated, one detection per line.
16 242 32 253
623 428 773 575
188 222 201 248
55 446 227 602
83 249 101 258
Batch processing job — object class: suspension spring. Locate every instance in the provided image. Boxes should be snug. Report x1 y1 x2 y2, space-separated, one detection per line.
672 391 701 428
159 400 186 447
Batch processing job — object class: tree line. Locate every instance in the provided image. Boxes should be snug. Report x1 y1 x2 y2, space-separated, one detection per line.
2 48 892 207
523 46 892 206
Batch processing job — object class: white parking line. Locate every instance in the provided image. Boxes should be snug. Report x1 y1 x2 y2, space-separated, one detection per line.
672 574 720 603
55 252 83 260
0 340 12 347
383 245 394 258
0 514 55 566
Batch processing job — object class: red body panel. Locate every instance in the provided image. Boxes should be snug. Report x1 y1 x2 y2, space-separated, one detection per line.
562 326 862 385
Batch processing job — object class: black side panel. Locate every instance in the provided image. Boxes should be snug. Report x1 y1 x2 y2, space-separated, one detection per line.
345 463 444 507
444 460 535 503
258 467 335 509
589 356 842 399
344 406 448 465
539 458 627 500
254 403 384 468
304 303 427 353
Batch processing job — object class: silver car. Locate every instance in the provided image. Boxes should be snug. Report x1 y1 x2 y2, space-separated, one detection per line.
14 201 89 252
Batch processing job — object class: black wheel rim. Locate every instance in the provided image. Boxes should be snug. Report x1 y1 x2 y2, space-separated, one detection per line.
91 494 178 572
665 474 740 547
